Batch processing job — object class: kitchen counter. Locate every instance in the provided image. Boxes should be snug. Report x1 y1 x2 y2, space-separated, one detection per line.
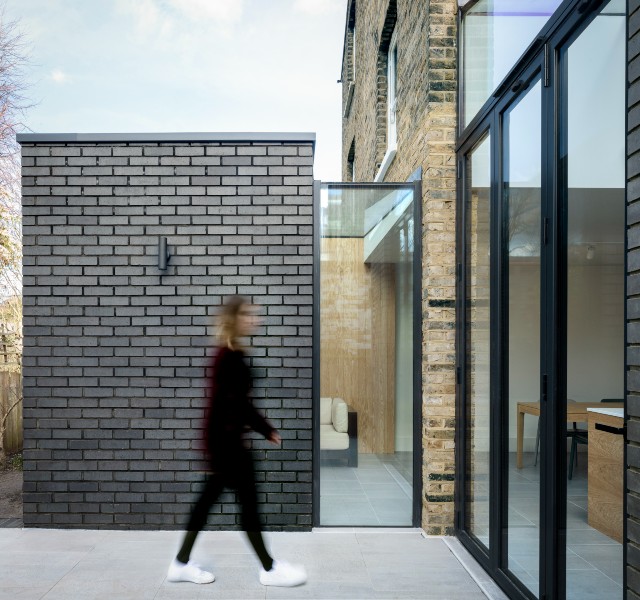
587 409 624 543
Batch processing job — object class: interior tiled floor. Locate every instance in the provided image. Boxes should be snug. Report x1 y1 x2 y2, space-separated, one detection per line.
320 452 413 526
475 452 623 599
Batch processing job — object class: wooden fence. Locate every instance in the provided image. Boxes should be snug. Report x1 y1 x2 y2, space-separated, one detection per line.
0 370 22 454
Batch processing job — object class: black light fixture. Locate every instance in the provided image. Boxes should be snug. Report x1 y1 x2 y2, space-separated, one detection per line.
158 237 170 271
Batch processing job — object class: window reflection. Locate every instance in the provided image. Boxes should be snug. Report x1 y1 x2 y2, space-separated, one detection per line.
465 134 491 547
564 3 625 598
462 0 563 127
505 80 542 598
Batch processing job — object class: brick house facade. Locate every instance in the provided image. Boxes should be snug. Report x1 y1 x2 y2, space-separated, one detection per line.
341 0 458 535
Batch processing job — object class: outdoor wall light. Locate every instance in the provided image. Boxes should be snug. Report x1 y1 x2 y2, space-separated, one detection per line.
586 245 595 261
158 236 171 271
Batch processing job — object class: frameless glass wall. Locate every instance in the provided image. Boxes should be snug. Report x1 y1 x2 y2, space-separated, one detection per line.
563 2 625 597
462 0 563 127
319 183 416 526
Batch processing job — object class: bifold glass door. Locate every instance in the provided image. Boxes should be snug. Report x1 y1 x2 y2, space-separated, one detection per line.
316 183 420 527
458 2 625 598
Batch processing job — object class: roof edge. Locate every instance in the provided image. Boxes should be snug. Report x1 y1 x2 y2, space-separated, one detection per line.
339 0 355 81
16 132 317 145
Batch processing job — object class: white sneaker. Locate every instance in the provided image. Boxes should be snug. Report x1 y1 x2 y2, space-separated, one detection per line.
259 560 307 587
167 559 215 584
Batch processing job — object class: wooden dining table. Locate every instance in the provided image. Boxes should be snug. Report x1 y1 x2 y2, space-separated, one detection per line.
516 401 624 468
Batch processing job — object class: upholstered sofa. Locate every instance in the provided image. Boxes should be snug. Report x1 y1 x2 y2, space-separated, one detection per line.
320 397 358 467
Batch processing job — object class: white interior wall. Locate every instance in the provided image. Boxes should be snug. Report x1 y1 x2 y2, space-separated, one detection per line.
508 262 624 452
508 262 541 452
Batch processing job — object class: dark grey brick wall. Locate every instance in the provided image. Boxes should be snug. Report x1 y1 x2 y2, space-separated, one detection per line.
19 137 314 530
631 1 640 596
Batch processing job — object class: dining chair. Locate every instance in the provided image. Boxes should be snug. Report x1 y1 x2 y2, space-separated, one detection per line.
534 399 577 467
534 398 623 476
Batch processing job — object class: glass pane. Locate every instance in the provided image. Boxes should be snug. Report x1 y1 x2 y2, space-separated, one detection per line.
319 184 415 526
564 2 625 598
462 0 562 127
465 134 491 547
505 79 541 597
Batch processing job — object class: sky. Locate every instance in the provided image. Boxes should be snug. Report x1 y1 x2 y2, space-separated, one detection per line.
3 0 346 181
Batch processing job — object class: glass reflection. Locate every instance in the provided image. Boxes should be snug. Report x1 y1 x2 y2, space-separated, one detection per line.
505 80 541 598
462 0 563 127
564 2 625 598
465 134 491 548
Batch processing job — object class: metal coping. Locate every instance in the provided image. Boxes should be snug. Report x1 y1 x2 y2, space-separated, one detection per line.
16 132 316 145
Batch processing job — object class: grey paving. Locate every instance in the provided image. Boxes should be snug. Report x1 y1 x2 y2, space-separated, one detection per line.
0 528 493 600
320 453 413 526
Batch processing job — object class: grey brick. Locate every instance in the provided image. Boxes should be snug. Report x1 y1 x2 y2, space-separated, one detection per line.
113 146 143 156
205 146 236 156
267 146 297 156
175 146 204 156
284 156 314 166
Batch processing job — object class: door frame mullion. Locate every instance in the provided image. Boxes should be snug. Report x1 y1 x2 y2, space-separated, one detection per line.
540 36 566 600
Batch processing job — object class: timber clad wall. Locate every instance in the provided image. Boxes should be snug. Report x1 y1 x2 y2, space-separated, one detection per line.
342 0 457 534
629 1 640 595
20 136 314 529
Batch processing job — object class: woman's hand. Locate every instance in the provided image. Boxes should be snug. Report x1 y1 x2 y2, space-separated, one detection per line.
268 431 282 445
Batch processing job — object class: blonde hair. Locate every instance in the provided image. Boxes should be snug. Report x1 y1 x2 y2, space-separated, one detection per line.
217 295 249 350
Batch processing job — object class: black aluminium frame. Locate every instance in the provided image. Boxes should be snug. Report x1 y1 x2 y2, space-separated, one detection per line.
455 1 627 599
312 180 423 528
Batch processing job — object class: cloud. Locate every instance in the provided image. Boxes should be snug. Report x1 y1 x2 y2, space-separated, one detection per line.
166 0 244 23
116 0 243 39
50 69 71 84
293 0 343 16
115 0 174 38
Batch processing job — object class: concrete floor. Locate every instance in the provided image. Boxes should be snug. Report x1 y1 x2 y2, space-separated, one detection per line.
0 527 508 600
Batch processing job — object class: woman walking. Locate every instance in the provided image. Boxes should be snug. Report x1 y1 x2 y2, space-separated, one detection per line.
167 296 307 587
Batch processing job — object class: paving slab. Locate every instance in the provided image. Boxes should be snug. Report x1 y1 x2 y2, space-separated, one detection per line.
0 528 498 600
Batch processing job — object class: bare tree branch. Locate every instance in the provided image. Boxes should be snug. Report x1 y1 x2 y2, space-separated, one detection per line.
0 5 31 460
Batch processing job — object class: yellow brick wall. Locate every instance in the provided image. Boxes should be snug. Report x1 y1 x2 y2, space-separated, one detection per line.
341 0 458 534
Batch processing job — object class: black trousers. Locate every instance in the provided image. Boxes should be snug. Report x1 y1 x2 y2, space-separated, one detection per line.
177 451 273 570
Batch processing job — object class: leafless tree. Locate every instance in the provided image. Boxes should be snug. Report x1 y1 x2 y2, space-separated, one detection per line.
0 6 30 463
0 8 29 301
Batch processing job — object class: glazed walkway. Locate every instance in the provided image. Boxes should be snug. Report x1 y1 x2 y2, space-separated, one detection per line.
0 527 508 599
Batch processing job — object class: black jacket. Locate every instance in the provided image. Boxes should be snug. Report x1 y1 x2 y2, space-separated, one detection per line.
204 346 275 469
